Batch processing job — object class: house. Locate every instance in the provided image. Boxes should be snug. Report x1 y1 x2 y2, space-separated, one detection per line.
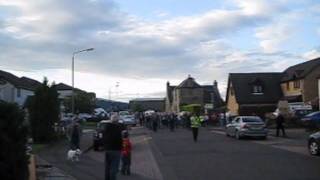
281 57 320 107
166 75 224 113
226 73 283 116
0 70 41 107
318 76 320 110
129 98 165 112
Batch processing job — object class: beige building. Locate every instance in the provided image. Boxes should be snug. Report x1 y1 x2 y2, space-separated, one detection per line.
281 57 320 109
226 57 320 116
166 75 223 113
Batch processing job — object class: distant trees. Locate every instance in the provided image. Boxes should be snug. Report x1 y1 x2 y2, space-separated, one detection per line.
63 92 95 114
0 101 29 180
27 78 60 143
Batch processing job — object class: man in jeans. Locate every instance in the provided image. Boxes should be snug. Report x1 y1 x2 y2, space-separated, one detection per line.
103 114 123 180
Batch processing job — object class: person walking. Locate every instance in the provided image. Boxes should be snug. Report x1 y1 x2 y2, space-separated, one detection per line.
152 113 159 132
103 115 123 180
276 114 286 137
70 122 81 150
190 112 202 142
121 131 132 175
169 113 175 132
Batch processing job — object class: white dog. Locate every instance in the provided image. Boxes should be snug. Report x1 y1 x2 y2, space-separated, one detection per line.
67 149 81 162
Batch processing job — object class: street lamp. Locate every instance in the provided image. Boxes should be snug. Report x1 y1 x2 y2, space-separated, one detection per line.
72 48 94 115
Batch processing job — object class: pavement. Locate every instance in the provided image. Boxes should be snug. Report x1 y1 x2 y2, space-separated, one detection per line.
37 126 162 180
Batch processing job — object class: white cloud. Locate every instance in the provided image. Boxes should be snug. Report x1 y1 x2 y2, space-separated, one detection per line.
302 49 320 60
0 0 319 100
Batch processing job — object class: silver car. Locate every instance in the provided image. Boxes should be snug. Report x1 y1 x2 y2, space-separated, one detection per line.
226 116 268 139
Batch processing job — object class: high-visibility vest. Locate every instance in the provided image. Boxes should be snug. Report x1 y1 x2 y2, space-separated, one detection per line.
191 116 202 128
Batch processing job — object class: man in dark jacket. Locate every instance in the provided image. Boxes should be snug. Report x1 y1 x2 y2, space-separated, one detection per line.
103 114 123 180
276 114 286 137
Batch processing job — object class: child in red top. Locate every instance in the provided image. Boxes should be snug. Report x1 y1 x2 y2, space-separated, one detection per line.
121 131 132 175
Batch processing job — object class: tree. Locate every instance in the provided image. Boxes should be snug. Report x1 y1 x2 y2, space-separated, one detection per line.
27 78 60 143
0 101 29 180
63 92 95 114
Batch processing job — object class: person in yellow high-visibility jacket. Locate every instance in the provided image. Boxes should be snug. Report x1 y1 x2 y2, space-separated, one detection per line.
190 112 203 142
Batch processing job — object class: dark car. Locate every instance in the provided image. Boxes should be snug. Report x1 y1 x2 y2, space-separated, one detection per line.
93 120 127 151
93 120 112 151
301 111 320 122
308 131 320 156
301 111 320 130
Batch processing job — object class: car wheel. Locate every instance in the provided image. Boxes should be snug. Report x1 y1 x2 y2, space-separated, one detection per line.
93 143 99 151
235 131 241 140
261 136 267 140
309 140 319 155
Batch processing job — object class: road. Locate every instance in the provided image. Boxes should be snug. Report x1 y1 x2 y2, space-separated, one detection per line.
150 127 320 180
38 126 320 180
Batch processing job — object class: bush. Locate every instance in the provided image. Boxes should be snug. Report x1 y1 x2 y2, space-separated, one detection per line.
27 78 60 143
0 101 29 180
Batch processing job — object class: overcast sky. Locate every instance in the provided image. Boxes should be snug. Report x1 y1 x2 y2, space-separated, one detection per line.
1 0 320 102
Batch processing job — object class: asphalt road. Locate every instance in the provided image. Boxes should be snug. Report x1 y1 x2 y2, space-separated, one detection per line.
38 127 320 180
149 127 320 180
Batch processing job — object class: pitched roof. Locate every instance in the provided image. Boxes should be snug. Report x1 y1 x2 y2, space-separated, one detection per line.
202 85 225 108
227 73 283 104
282 57 320 82
177 76 201 88
131 98 165 102
20 77 42 90
55 83 73 90
0 70 40 91
55 83 86 93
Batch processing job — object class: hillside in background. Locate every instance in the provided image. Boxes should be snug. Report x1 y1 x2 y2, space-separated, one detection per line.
96 98 129 112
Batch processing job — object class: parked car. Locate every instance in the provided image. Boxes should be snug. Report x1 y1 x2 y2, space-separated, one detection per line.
93 120 127 151
301 111 320 122
308 131 320 156
301 111 320 130
226 116 268 139
93 120 112 151
120 114 137 126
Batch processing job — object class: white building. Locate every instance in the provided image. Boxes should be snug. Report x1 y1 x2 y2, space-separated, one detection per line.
0 70 41 107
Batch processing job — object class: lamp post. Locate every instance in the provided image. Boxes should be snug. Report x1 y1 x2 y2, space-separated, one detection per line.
72 48 94 115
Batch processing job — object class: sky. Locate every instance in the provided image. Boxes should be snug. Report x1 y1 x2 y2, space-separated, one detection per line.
0 0 320 102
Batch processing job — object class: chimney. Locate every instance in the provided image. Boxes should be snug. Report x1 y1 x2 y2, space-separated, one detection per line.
167 81 170 87
214 80 218 87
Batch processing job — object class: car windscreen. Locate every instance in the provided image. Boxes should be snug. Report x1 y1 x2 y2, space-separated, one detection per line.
242 117 262 123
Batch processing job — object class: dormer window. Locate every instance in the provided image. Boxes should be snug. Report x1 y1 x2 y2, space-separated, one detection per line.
249 78 264 95
252 85 263 94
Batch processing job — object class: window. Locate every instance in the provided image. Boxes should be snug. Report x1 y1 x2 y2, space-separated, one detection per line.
252 85 263 94
230 88 234 96
17 88 21 97
286 82 290 90
293 80 300 89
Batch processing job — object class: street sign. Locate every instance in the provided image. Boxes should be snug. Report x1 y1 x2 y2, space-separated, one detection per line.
205 104 213 109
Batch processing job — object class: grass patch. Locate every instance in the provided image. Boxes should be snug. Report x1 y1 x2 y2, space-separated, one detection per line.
32 144 47 153
83 121 97 127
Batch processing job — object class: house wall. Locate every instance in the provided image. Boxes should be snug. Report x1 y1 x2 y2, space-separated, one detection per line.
177 88 204 112
0 81 15 103
280 80 303 97
303 66 320 103
0 81 33 106
226 83 239 116
318 78 320 110
14 88 34 106
58 90 73 99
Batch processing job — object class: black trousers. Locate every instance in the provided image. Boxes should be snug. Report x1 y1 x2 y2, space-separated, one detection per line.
276 125 286 137
192 128 199 142
121 154 131 175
